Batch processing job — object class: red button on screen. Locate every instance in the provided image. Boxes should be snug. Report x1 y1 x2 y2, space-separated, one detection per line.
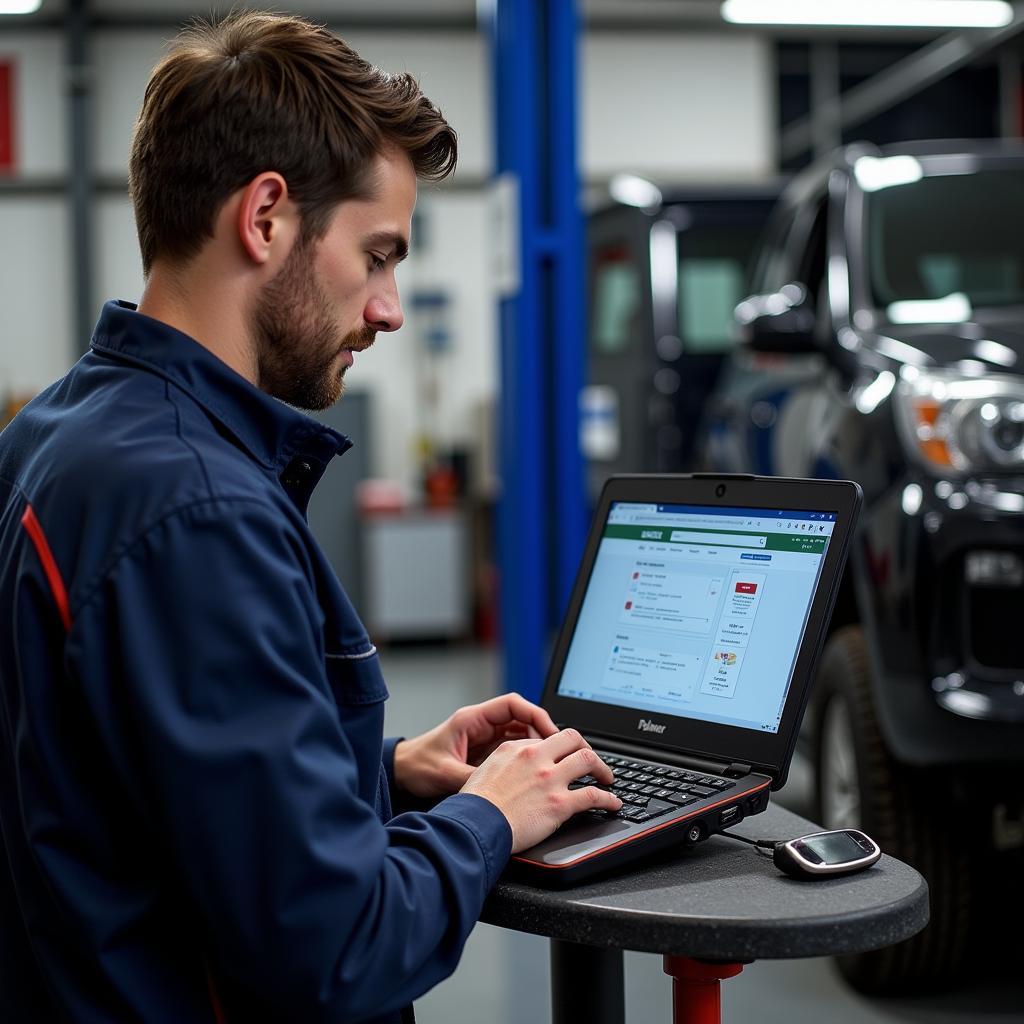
735 582 758 594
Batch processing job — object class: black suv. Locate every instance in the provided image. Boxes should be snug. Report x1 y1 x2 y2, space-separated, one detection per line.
699 140 1024 991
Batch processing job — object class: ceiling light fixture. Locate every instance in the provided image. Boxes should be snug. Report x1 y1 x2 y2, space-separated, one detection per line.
608 174 662 211
721 0 1014 29
0 1 43 13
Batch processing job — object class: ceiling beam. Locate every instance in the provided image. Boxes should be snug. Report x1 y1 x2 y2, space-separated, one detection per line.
780 2 1024 161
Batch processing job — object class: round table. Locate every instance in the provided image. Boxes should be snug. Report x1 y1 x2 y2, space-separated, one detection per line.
481 803 929 1024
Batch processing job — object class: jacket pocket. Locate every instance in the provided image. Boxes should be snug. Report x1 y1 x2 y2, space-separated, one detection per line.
324 644 389 707
324 645 389 810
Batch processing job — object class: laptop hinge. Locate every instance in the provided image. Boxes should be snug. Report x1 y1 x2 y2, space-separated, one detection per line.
724 762 752 779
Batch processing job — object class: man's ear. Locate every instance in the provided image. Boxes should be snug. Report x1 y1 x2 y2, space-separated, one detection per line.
236 172 297 266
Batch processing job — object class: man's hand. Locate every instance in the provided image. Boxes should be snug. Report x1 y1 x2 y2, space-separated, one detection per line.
392 693 560 799
460 729 622 852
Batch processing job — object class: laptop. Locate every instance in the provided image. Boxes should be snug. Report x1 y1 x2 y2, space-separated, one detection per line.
511 473 861 885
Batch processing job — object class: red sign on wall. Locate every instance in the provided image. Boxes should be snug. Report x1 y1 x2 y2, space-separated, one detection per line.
0 61 15 175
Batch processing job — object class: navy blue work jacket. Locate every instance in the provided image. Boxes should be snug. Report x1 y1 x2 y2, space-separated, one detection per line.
0 301 512 1023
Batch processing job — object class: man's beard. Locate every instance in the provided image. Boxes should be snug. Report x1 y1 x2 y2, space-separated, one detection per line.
252 237 374 411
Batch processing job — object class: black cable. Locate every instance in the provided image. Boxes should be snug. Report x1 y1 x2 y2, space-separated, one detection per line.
720 830 780 857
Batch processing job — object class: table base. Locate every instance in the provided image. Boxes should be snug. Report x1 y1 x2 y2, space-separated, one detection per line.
663 957 745 1024
550 940 624 1024
548 941 748 1024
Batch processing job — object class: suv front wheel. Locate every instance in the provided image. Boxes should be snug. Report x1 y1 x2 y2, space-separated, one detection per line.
813 625 972 993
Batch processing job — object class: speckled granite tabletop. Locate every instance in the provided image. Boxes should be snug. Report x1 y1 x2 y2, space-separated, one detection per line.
482 802 929 961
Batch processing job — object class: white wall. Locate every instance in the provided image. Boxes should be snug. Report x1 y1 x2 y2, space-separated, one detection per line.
582 33 775 181
0 34 71 397
95 191 142 307
92 31 169 181
349 190 498 487
0 24 774 489
0 199 72 392
0 34 65 176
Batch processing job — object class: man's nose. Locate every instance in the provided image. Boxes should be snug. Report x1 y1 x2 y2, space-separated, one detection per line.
365 288 404 333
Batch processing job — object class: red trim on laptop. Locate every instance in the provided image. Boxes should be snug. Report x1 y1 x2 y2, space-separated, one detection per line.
20 505 71 632
513 780 771 870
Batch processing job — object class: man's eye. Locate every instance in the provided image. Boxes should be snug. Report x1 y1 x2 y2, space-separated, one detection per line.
369 254 386 272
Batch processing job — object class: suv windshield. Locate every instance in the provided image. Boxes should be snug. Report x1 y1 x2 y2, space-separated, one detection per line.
868 169 1024 313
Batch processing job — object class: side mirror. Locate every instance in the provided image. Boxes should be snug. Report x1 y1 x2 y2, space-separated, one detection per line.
735 283 817 354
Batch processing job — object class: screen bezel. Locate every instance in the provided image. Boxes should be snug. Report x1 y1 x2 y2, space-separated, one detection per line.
541 474 862 788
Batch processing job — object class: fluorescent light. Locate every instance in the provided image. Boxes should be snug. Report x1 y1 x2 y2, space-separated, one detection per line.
854 155 923 192
721 1 1014 28
0 0 43 11
887 292 971 324
609 174 662 211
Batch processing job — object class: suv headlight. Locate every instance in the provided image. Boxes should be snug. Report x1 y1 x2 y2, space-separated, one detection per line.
895 370 1024 474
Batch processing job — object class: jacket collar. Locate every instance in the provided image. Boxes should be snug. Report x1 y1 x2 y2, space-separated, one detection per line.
90 300 352 474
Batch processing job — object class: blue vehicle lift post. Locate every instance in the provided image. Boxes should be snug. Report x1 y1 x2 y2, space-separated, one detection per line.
486 0 588 702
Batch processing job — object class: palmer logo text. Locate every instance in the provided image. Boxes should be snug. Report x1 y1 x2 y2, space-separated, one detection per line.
638 718 667 734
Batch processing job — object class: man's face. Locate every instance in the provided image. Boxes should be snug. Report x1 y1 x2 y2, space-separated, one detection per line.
252 149 416 410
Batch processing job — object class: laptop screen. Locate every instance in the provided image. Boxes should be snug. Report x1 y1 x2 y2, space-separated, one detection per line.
555 501 836 736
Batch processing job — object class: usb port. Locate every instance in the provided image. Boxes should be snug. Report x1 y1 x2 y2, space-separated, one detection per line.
720 806 739 826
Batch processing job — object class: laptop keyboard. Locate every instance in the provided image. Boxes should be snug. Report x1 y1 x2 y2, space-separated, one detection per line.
568 753 736 824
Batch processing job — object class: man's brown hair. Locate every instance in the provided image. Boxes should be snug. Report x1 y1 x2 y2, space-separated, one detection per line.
128 10 457 275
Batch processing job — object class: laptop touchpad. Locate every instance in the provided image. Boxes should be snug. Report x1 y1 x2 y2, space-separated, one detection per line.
530 816 632 861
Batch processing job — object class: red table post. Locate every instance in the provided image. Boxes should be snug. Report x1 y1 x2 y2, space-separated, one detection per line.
662 957 746 1024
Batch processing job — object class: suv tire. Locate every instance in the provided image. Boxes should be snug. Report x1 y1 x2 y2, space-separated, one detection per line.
813 625 972 993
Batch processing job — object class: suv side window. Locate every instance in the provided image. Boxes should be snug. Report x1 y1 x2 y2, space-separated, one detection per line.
751 206 799 295
796 193 829 309
590 240 641 354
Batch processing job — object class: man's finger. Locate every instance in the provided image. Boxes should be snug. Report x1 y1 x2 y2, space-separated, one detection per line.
555 744 614 786
569 785 622 816
474 694 558 738
535 727 597 764
505 694 558 737
469 725 528 763
500 722 530 738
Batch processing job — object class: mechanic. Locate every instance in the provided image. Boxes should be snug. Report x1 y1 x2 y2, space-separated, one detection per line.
0 12 621 1023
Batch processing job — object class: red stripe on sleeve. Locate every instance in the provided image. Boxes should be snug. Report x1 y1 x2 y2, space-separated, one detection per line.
20 505 72 632
205 961 228 1024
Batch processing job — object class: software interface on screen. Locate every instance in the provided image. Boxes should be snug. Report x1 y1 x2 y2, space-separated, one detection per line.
557 501 836 734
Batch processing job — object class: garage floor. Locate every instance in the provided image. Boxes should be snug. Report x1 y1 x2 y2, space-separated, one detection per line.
380 644 1024 1024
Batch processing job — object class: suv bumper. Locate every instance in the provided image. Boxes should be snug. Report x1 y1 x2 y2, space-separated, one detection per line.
854 472 1024 765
